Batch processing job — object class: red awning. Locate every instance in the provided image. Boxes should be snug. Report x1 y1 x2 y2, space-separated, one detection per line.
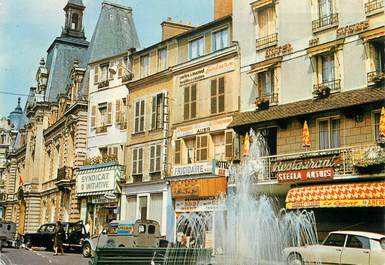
286 182 385 209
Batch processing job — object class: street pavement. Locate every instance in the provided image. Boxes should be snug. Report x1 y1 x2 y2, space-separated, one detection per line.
0 248 90 265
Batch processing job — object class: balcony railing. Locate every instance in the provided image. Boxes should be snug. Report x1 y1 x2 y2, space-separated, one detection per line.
0 192 6 202
96 125 108 134
132 174 143 183
116 122 128 130
367 70 385 84
57 166 73 182
228 145 382 185
97 80 109 89
256 33 278 50
312 14 339 32
313 79 341 97
365 0 384 15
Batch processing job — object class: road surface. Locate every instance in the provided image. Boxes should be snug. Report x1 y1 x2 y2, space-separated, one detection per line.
0 248 89 265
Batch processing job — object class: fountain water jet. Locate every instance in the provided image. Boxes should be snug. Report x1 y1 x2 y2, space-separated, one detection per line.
173 130 319 265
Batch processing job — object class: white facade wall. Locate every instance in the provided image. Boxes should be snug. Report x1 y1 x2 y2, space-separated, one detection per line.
233 0 383 111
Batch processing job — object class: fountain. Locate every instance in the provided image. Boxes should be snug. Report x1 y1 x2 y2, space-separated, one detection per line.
173 130 320 265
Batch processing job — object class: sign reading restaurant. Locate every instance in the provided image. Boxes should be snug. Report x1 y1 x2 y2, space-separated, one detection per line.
272 155 337 183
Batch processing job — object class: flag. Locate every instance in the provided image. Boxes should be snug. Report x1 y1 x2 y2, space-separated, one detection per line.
303 121 311 147
380 107 385 138
19 175 24 185
243 133 250 156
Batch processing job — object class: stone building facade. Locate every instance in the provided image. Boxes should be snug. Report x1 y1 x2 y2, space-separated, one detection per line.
3 0 89 233
231 0 385 239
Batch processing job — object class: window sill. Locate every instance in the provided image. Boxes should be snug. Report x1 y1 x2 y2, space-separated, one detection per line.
132 131 145 136
312 23 339 34
149 128 163 133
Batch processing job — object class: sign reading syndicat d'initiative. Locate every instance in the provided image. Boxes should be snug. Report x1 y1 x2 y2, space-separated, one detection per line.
76 169 116 195
272 155 337 183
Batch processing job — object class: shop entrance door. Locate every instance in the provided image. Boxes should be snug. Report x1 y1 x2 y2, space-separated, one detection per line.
18 201 26 234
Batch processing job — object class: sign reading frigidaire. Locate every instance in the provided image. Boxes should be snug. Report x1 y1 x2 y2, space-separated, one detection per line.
76 167 118 196
272 156 337 183
172 162 212 176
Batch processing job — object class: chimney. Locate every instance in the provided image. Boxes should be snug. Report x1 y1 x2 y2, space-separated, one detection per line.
214 0 232 20
161 18 195 41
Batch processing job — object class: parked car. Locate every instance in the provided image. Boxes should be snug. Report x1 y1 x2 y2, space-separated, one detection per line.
0 221 18 250
284 230 385 265
82 219 167 258
24 221 87 251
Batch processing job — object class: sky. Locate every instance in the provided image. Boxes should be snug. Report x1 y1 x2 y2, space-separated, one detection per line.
0 0 213 117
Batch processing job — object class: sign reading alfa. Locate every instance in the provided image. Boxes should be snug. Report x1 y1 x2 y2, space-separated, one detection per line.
76 166 120 196
272 155 337 183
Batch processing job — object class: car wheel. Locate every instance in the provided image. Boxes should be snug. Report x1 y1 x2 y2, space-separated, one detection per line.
82 242 91 258
287 253 304 265
25 237 32 249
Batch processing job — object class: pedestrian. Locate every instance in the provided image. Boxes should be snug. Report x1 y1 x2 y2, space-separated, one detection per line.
53 221 65 256
84 221 90 237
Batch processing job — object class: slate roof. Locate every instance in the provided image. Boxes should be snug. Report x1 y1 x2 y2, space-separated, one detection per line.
229 87 385 128
8 98 27 131
68 0 84 6
45 36 89 102
88 1 140 64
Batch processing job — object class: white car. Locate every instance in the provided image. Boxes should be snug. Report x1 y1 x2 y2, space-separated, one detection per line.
284 231 385 265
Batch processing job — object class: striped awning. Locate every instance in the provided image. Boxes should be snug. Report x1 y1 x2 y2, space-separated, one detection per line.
286 182 385 209
76 190 115 198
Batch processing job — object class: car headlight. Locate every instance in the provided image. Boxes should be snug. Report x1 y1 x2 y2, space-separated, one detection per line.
380 238 385 250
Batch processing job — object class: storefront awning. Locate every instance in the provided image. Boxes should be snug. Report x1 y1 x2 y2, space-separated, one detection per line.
286 182 385 209
76 190 115 198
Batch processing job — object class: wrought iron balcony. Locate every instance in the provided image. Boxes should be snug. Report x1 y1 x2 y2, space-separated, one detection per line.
255 93 279 110
132 174 143 183
122 72 134 82
56 166 73 190
367 70 385 84
228 145 383 185
313 79 341 98
96 124 108 134
116 122 128 130
365 0 384 15
97 80 109 89
312 14 339 32
256 33 278 50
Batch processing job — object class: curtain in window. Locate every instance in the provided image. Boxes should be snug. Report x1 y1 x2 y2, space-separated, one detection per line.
319 0 332 18
331 119 340 148
322 54 335 82
319 120 329 149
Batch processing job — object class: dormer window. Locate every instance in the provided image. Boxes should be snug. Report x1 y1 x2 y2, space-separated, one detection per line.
189 37 204 59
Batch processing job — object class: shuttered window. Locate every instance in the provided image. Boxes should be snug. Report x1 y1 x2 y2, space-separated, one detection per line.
225 130 234 160
150 144 162 173
196 134 209 162
175 139 181 164
132 147 143 175
94 66 99 84
115 99 121 124
91 106 96 128
107 102 112 125
257 6 276 37
211 77 225 114
134 99 145 133
184 84 197 120
151 93 164 130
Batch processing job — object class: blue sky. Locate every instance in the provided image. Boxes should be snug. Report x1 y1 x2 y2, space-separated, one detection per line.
0 0 213 117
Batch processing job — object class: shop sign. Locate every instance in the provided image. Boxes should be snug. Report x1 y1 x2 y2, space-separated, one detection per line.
287 199 385 209
179 60 235 86
91 196 118 204
174 117 232 138
337 20 369 38
76 167 119 196
170 177 227 198
277 168 334 183
175 199 226 212
272 155 338 183
265 43 293 59
172 162 213 176
213 160 230 177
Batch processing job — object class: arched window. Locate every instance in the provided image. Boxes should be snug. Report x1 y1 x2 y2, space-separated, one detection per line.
71 13 79 30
